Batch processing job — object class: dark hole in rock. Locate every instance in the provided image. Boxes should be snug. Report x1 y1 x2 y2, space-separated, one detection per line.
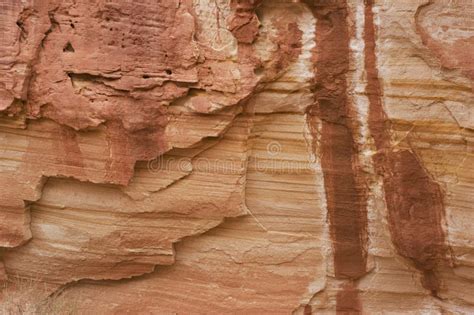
165 69 172 75
63 42 75 53
254 66 264 75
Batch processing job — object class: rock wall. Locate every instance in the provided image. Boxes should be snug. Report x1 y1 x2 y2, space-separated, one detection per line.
0 0 473 313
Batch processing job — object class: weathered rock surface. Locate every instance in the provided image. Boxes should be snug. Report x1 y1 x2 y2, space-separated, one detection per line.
0 0 473 313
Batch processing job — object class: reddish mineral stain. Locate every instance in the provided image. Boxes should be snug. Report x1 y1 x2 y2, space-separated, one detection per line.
306 0 368 281
58 124 84 169
228 0 263 44
104 121 135 186
415 2 474 81
336 282 362 314
364 0 449 294
266 20 303 77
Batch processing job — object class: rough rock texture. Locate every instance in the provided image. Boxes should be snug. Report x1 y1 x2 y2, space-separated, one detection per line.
0 0 473 313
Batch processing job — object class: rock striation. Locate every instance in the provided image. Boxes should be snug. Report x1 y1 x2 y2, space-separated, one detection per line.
0 0 473 313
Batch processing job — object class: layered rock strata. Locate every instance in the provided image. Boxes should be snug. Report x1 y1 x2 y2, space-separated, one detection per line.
0 0 473 313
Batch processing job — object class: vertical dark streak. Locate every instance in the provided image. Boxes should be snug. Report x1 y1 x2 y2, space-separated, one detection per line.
364 0 449 296
336 282 362 314
305 0 367 313
307 0 368 282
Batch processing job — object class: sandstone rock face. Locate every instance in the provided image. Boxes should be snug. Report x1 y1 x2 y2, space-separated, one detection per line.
0 0 473 313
